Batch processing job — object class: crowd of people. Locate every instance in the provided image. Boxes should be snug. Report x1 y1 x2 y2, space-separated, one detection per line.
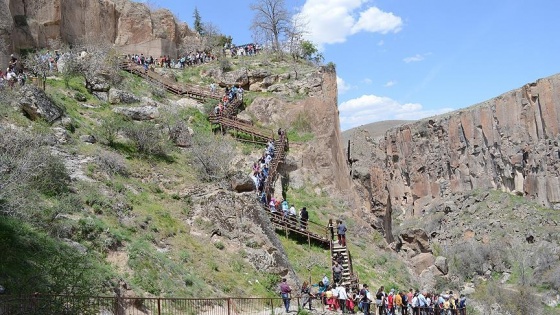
226 43 260 57
247 130 311 231
127 50 217 71
0 54 27 89
212 85 244 115
279 278 467 315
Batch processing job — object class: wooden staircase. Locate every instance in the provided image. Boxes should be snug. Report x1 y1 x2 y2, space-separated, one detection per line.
119 61 222 101
331 242 359 288
266 211 329 246
121 58 359 284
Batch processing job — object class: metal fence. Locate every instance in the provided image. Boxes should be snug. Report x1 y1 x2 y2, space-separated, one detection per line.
0 294 301 315
0 295 468 315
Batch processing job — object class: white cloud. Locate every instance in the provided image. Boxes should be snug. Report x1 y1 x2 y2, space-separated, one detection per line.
384 80 396 87
337 76 352 94
403 54 425 63
295 0 403 47
377 40 384 46
339 94 453 130
351 7 403 34
363 78 373 84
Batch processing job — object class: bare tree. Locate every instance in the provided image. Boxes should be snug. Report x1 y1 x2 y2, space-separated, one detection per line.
24 52 52 90
201 22 232 56
74 38 120 92
250 0 290 52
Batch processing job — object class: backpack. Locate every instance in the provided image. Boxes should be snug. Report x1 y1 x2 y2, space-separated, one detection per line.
402 293 408 305
459 298 466 308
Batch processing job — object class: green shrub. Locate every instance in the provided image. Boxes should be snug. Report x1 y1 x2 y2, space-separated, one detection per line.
122 121 172 157
214 241 225 250
97 115 125 146
219 59 232 72
94 148 129 176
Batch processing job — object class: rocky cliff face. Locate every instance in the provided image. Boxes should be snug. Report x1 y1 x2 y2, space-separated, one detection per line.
242 66 353 198
346 73 560 296
2 0 196 61
366 74 560 226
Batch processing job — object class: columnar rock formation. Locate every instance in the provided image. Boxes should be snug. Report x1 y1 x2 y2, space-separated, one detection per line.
1 0 197 63
365 74 560 238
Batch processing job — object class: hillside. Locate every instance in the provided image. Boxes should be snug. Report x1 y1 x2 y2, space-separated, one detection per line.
0 42 418 314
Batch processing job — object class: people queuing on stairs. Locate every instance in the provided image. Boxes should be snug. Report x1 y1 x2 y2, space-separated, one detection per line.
213 85 242 116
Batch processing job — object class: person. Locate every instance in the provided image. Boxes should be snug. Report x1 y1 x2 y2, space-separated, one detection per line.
360 284 371 315
289 204 297 218
322 275 330 287
315 281 327 305
281 199 289 215
387 290 395 315
395 291 403 315
332 261 343 284
328 219 335 241
406 289 414 315
337 220 347 246
417 291 427 315
338 284 348 314
301 281 314 311
300 207 309 230
411 292 419 315
269 197 277 213
376 286 386 315
458 294 466 315
279 278 292 313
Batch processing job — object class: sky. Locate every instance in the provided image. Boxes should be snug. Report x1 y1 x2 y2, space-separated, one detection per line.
137 0 560 131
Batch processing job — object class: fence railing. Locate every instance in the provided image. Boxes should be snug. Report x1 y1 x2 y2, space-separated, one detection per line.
0 294 305 315
0 294 468 315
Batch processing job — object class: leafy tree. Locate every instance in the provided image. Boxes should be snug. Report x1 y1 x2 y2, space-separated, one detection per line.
300 40 318 60
193 7 203 35
250 0 290 52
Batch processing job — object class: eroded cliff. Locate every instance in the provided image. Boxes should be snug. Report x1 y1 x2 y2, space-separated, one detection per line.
370 74 560 218
1 0 196 62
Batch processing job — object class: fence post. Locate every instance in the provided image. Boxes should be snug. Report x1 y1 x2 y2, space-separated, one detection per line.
270 298 274 315
227 298 231 315
157 297 161 315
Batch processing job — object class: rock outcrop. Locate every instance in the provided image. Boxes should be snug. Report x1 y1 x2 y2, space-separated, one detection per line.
18 85 63 122
360 74 560 230
242 66 353 198
349 73 560 284
2 0 197 62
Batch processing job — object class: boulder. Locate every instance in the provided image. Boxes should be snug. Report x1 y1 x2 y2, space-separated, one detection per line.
92 92 108 102
435 256 448 274
173 98 204 112
18 85 63 123
108 88 140 104
113 106 159 120
399 228 431 255
86 74 110 93
231 173 256 193
221 69 249 87
80 135 97 144
169 121 193 147
410 252 435 274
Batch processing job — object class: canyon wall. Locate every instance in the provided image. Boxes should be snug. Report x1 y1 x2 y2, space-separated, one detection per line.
365 74 560 233
1 0 196 63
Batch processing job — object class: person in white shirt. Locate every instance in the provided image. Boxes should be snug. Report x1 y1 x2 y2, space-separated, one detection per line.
337 284 348 314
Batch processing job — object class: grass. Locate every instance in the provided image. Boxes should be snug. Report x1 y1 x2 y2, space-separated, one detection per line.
0 56 386 302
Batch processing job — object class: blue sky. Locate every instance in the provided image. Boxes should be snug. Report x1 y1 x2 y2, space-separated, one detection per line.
138 0 560 130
